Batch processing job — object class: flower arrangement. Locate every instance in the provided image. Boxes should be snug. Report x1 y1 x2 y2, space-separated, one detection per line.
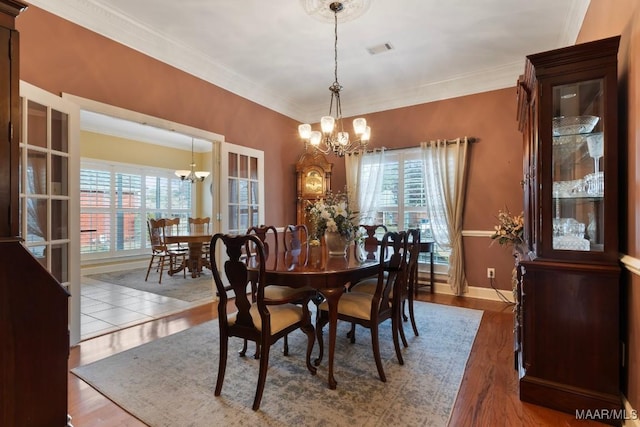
306 191 359 244
490 208 524 247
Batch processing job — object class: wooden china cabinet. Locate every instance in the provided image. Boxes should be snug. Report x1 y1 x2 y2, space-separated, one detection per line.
515 36 622 419
0 2 70 426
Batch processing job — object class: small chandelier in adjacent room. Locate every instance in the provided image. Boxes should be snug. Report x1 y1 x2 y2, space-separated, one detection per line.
298 1 371 157
174 138 210 183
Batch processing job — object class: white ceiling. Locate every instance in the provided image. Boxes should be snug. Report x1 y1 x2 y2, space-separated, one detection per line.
28 0 590 149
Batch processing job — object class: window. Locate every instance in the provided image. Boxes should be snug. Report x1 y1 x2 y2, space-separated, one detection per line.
361 148 450 266
80 160 192 259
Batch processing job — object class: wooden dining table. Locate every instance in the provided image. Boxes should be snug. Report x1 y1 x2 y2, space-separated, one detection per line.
259 244 381 389
164 233 212 278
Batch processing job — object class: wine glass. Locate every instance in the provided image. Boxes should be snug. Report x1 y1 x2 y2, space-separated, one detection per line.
586 133 604 173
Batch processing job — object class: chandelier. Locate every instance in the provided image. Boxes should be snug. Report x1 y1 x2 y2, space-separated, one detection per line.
298 1 371 157
174 138 210 183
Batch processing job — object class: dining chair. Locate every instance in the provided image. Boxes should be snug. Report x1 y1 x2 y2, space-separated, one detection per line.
163 217 189 254
145 218 186 283
211 233 316 411
399 228 422 342
247 224 317 356
349 228 421 345
359 224 387 259
189 216 211 269
246 225 278 261
283 224 308 252
316 230 408 382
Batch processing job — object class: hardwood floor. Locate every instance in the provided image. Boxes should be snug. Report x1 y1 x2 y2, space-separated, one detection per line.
68 293 607 426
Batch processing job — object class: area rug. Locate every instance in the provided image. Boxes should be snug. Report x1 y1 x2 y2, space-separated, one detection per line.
87 267 214 302
72 302 483 427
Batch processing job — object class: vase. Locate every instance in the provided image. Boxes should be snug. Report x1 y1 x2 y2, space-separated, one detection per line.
512 243 529 264
325 231 349 256
354 241 366 263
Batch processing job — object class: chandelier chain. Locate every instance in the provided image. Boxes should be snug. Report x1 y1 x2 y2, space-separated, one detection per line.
297 1 371 157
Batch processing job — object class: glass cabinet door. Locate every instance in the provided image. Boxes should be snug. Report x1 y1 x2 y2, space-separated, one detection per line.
551 79 604 252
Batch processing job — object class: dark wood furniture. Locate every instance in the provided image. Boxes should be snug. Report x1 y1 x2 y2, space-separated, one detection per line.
515 36 622 420
295 151 333 234
415 241 435 294
284 224 308 252
358 224 387 259
254 243 381 389
246 224 279 260
210 234 316 410
0 3 71 426
317 231 406 383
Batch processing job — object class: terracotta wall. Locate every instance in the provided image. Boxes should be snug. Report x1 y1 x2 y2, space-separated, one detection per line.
577 0 640 413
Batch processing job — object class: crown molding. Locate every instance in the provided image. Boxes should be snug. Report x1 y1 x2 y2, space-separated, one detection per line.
26 0 589 123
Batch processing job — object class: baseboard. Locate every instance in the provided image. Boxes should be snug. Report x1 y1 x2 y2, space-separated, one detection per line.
520 375 622 426
426 281 515 304
81 259 148 276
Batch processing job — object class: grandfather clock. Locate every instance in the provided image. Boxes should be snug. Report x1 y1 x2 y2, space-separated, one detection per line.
296 150 333 232
0 2 71 426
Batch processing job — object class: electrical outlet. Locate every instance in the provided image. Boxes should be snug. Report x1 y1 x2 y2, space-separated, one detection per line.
487 268 495 279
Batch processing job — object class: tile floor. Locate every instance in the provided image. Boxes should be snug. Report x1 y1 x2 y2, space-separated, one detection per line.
81 275 201 341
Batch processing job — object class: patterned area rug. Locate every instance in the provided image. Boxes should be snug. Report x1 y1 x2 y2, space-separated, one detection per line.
72 302 482 427
87 267 214 302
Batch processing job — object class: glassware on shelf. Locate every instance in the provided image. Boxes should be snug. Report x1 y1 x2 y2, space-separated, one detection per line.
584 171 604 197
552 218 589 251
552 115 599 136
586 133 604 173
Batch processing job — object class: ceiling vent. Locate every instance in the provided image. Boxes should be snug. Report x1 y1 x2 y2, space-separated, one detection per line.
367 43 393 55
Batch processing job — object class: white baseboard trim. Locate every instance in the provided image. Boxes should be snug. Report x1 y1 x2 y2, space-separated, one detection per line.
81 259 148 276
427 281 515 304
620 254 640 277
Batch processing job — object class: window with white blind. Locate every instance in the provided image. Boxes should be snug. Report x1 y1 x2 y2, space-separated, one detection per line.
80 160 192 259
363 148 450 266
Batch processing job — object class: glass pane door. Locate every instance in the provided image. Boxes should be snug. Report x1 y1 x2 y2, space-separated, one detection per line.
551 79 604 252
220 143 264 235
20 81 80 345
20 99 72 280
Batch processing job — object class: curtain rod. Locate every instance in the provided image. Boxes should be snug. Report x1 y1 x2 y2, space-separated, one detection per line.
369 136 478 153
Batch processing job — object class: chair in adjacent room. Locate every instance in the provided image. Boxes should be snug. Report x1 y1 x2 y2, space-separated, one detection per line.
145 218 186 284
316 230 408 382
163 217 189 255
211 233 316 411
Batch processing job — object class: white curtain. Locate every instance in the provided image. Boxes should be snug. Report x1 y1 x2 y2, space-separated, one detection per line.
421 138 469 295
345 149 386 224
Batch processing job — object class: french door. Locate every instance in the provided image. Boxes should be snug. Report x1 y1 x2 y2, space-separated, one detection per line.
19 82 81 345
220 142 264 234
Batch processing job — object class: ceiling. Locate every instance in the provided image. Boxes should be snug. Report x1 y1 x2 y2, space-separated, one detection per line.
28 0 590 149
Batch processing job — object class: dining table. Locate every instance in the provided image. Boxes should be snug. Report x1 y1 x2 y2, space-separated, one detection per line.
258 243 381 389
164 233 212 278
